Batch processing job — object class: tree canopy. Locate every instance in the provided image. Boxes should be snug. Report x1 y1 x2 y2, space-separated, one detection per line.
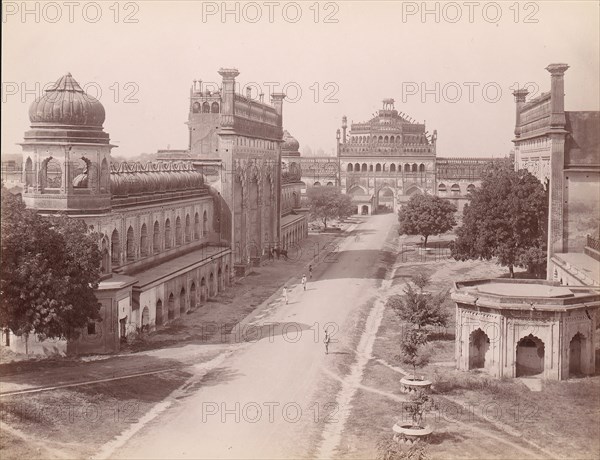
307 186 355 228
451 162 548 277
0 189 102 340
387 277 450 331
387 274 449 379
397 194 457 248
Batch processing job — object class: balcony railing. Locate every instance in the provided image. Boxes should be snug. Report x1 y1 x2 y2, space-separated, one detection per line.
587 234 600 251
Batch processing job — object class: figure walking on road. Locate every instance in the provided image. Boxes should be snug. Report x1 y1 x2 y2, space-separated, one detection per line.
301 274 307 291
282 286 288 305
308 264 313 279
324 328 331 355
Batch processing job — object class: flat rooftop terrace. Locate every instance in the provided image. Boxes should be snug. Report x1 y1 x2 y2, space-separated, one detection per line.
452 279 600 311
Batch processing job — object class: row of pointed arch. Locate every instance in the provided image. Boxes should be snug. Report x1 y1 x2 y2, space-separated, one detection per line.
106 211 209 268
347 163 426 173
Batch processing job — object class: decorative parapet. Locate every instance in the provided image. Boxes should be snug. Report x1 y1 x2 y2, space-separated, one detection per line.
110 160 196 174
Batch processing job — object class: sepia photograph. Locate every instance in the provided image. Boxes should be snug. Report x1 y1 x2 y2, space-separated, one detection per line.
1 1 599 459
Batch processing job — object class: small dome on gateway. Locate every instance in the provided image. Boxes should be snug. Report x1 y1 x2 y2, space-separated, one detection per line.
281 130 300 152
28 73 105 127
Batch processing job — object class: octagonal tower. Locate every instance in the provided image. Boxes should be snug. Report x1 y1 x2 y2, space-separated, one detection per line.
20 73 115 213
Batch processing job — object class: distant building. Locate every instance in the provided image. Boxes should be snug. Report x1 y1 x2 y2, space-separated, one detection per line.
280 131 309 249
324 99 495 216
435 157 495 216
337 100 436 215
512 63 600 285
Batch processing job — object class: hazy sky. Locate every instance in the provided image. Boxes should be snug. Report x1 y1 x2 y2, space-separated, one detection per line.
2 1 599 158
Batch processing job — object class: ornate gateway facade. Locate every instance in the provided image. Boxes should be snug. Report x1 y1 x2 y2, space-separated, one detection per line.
179 69 285 273
338 100 437 215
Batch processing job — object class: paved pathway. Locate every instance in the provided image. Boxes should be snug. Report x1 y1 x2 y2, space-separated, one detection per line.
110 214 397 459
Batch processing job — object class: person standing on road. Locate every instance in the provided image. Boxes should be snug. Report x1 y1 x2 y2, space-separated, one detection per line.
282 286 288 305
308 264 313 279
301 274 307 291
324 328 331 355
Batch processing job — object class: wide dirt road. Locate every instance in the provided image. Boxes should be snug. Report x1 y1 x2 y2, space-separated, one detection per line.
111 213 398 459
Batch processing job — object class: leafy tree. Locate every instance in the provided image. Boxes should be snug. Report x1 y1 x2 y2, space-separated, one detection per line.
398 194 456 248
307 186 355 229
404 390 436 429
388 276 450 379
387 280 450 330
0 189 102 341
399 329 431 379
451 162 548 277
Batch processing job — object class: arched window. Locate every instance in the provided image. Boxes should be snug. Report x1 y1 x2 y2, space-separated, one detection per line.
390 136 395 143
314 182 321 187
168 293 175 320
390 164 396 172
378 136 383 142
404 164 410 172
451 184 461 195
419 164 425 172
355 163 360 171
180 287 186 314
347 163 353 172
175 216 182 245
384 136 388 143
467 184 476 193
412 163 418 172
192 102 200 113
194 212 200 239
211 102 220 113
165 219 172 249
202 102 210 113
376 164 382 172
140 223 148 257
438 183 447 192
45 158 62 189
71 158 88 189
153 221 160 253
362 163 367 172
155 299 163 326
111 229 120 265
185 214 191 243
190 282 197 309
100 237 109 274
369 164 373 172
126 226 135 261
203 210 208 236
200 277 207 302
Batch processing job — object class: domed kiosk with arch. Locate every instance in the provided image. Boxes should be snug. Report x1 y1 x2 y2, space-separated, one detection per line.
452 279 600 380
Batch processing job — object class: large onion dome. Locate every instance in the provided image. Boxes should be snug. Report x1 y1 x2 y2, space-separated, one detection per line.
28 73 105 127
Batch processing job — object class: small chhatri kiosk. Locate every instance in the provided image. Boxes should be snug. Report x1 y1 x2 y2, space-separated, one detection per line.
452 279 600 380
